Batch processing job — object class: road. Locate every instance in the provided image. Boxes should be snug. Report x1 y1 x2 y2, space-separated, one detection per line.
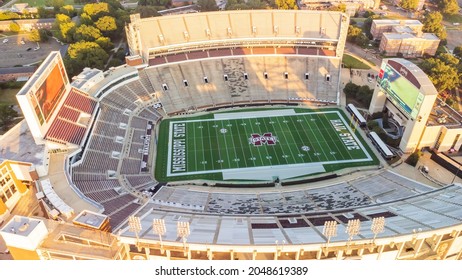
345 42 382 72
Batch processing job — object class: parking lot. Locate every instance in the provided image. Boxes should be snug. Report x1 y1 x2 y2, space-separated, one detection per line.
0 34 64 68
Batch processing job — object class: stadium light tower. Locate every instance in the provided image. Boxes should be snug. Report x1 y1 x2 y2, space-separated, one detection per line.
153 219 166 254
177 221 190 256
128 216 142 251
371 217 385 244
322 220 338 256
346 219 361 247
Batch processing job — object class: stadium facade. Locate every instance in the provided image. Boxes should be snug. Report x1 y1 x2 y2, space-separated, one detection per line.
1 10 462 260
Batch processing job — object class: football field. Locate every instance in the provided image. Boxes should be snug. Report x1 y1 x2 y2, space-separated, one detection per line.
155 108 378 182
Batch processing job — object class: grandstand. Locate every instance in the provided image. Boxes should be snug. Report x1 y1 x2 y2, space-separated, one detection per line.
2 10 462 261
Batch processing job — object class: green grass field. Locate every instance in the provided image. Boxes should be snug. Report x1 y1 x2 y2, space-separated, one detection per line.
342 54 371 70
155 107 379 182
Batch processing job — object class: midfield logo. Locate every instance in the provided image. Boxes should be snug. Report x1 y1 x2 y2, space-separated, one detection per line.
249 133 278 146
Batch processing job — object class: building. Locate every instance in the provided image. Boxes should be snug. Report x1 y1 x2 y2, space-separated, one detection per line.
369 58 462 153
0 18 54 32
371 19 439 58
0 66 36 82
0 160 38 224
371 19 423 40
379 32 440 57
299 0 381 14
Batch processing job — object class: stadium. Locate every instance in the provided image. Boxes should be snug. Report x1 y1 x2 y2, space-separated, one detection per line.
1 10 462 261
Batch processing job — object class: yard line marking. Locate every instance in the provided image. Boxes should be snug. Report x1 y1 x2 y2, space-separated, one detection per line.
220 120 233 170
273 117 297 164
248 117 266 167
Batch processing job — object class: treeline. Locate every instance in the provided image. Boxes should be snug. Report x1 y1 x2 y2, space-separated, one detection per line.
53 0 129 77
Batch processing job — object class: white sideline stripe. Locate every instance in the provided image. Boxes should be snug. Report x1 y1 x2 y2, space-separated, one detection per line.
168 158 369 177
214 109 296 120
222 164 326 180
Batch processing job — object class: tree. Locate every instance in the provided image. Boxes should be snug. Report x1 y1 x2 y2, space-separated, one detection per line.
198 0 219 11
453 45 462 57
95 36 114 51
28 29 41 42
134 6 161 18
82 3 110 20
80 13 94 26
74 24 102 42
95 16 117 33
275 0 297 9
38 7 56 18
439 53 459 67
50 0 65 11
9 22 20 33
59 5 75 17
399 0 419 11
419 57 461 92
66 41 109 76
347 25 362 42
56 21 76 42
0 104 18 129
343 82 360 97
439 0 460 15
39 29 50 42
423 12 447 40
357 85 373 105
405 151 421 166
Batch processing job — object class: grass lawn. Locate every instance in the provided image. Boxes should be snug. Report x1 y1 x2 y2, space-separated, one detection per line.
0 88 20 106
342 54 371 70
155 107 378 182
444 14 462 24
17 0 75 7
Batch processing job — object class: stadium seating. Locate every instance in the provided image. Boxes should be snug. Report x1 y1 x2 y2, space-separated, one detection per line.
45 88 97 145
151 171 434 215
143 55 340 115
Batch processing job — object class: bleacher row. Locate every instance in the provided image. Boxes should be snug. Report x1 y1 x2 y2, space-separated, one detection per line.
71 73 162 228
145 55 340 115
45 88 97 145
148 47 337 67
152 171 434 215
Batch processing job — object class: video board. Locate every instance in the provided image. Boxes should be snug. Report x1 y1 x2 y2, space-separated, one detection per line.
32 60 67 125
378 62 424 120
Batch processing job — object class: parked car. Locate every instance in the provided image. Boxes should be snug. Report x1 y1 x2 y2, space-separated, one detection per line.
2 38 8 43
26 47 32 51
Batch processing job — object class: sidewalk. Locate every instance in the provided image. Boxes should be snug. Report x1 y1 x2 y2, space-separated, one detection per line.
391 151 462 187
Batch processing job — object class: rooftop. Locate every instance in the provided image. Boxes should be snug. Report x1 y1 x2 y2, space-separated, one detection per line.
71 68 103 90
0 216 42 237
0 120 45 166
38 219 120 259
87 64 138 97
373 19 423 26
73 210 108 230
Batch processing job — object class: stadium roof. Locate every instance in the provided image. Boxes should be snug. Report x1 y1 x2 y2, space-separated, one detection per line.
129 10 345 54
